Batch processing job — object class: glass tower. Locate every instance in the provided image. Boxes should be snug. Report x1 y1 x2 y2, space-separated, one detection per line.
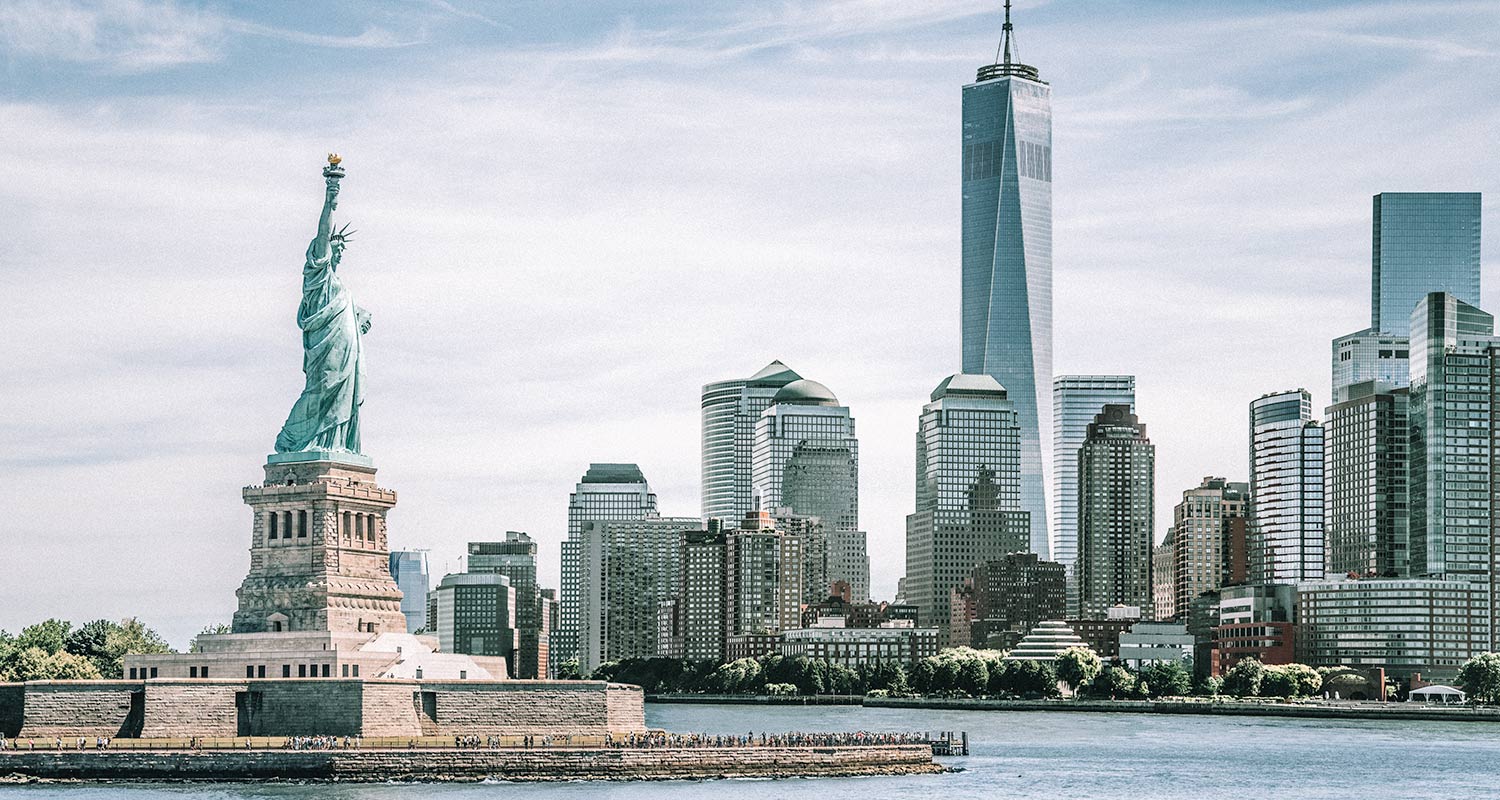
557 463 657 673
1051 376 1135 605
1371 192 1481 336
1325 382 1408 578
388 550 430 634
1247 390 1325 584
904 373 1030 645
468 532 547 678
701 361 802 524
961 7 1053 557
1076 405 1155 620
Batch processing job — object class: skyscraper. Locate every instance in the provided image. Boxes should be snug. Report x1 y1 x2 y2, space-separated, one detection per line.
1052 375 1135 613
558 463 658 672
1076 405 1155 619
468 532 547 678
431 572 517 671
388 550 430 633
577 515 702 673
1247 390 1325 584
701 361 803 524
1331 192 1478 404
679 525 727 663
1325 382 1408 578
962 2 1052 558
904 373 1030 644
1169 477 1248 617
1371 193 1482 336
726 511 803 637
751 378 868 602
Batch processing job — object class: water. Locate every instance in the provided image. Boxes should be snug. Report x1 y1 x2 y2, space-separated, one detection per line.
4 703 1498 798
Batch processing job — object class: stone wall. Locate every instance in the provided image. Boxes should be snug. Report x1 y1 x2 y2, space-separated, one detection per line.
0 745 940 782
0 684 22 738
2 679 644 738
15 682 140 738
140 683 242 738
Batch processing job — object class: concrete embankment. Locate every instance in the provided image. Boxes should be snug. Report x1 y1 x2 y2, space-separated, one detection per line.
866 696 1500 723
0 745 943 783
647 694 862 706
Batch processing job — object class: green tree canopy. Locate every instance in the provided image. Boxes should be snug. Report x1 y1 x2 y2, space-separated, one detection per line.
1458 653 1500 703
1092 665 1136 699
1221 658 1265 698
16 619 71 655
1055 647 1102 694
1139 660 1192 697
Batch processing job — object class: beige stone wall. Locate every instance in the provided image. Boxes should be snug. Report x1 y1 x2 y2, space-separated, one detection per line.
0 683 23 737
140 682 242 738
15 682 139 738
605 684 646 732
0 745 939 782
244 680 366 737
359 682 421 737
424 681 646 735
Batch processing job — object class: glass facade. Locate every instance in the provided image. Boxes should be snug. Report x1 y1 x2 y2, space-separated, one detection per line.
752 381 867 602
1371 192 1482 336
904 373 1029 645
700 361 802 523
962 68 1053 558
1297 579 1489 680
557 464 658 673
1052 375 1135 612
1324 383 1408 578
1076 405 1155 619
388 550 430 634
468 532 546 678
433 572 517 668
1248 390 1325 583
1331 328 1409 404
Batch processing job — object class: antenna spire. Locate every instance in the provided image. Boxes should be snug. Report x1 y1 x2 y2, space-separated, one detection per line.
977 0 1042 83
1002 0 1014 67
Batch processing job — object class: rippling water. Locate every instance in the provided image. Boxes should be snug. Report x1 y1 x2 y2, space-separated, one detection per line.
5 703 1498 799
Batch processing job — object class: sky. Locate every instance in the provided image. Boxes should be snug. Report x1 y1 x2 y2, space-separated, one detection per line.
1 0 1497 648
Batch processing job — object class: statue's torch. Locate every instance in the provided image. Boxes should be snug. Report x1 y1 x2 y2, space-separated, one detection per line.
323 152 345 181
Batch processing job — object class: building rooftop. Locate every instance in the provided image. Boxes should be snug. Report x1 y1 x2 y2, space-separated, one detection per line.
747 360 803 388
931 373 1007 401
580 463 646 484
773 379 840 407
1004 620 1090 661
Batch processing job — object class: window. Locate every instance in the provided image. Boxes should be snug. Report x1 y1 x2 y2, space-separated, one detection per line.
322 664 330 678
202 667 209 678
149 667 158 678
352 665 360 677
298 510 308 538
283 664 291 678
298 664 307 678
129 667 138 679
460 670 467 680
190 666 198 678
415 667 423 679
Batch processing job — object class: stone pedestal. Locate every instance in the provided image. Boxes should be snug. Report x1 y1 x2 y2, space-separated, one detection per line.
232 453 408 634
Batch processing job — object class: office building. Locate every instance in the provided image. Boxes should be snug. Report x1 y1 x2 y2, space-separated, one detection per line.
1297 578 1489 681
727 511 803 636
962 3 1053 557
968 552 1065 649
431 573 518 673
468 532 548 679
701 361 803 523
388 550 430 634
1076 405 1155 619
1331 329 1409 404
780 622 940 668
752 378 868 601
577 515 701 674
1325 382 1409 578
1248 390 1324 584
558 463 658 672
1118 622 1193 669
904 373 1030 644
680 525 728 663
1170 477 1249 618
1371 192 1482 336
1053 375 1135 612
1005 620 1090 661
1152 533 1176 621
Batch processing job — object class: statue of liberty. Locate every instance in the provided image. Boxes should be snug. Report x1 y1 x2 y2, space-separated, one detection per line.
274 155 370 455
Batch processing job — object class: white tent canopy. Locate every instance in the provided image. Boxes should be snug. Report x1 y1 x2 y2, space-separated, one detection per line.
1408 685 1466 703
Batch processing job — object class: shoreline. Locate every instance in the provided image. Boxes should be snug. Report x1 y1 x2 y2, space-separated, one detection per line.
0 745 944 783
648 694 1500 723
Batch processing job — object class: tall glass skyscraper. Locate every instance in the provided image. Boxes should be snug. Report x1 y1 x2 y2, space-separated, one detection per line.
557 463 657 673
1247 390 1325 584
961 5 1052 557
701 361 802 524
1372 192 1482 336
1077 405 1155 620
388 550 430 633
904 373 1030 645
1052 375 1135 607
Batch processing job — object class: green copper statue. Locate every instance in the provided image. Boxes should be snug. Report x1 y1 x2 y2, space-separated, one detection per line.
274 154 370 455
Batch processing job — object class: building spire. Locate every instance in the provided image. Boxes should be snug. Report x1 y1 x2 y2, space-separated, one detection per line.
979 0 1042 83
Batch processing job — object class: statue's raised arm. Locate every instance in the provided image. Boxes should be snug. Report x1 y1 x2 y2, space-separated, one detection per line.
312 153 344 260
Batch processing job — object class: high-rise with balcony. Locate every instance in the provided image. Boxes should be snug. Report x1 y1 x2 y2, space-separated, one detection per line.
904 373 1030 644
701 361 802 524
1052 375 1135 614
1248 391 1325 584
1169 477 1248 616
557 463 658 673
752 378 867 601
961 2 1052 558
1076 405 1155 619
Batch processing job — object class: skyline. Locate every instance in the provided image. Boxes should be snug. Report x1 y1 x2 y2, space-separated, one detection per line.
2 0 1499 647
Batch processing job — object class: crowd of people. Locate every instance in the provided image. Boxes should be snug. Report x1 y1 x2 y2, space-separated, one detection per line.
0 731 927 752
285 735 361 750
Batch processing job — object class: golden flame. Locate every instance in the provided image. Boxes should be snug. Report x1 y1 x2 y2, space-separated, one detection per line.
327 153 342 166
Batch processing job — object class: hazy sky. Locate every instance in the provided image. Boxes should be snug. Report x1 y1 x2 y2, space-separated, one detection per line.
1 0 1497 648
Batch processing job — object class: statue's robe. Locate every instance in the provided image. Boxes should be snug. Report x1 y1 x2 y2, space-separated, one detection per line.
274 239 365 453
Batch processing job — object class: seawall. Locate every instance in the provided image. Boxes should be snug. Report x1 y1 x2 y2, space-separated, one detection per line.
865 696 1500 723
0 745 942 782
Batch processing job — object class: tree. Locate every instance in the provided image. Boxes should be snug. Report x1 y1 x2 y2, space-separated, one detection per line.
1221 658 1265 698
1139 661 1192 698
1055 647 1102 696
1458 653 1500 703
1260 666 1296 697
556 658 583 680
1280 664 1322 698
1196 674 1223 697
956 657 989 697
1008 659 1058 698
909 657 937 695
16 619 71 655
188 624 233 654
3 647 101 682
1092 666 1136 699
